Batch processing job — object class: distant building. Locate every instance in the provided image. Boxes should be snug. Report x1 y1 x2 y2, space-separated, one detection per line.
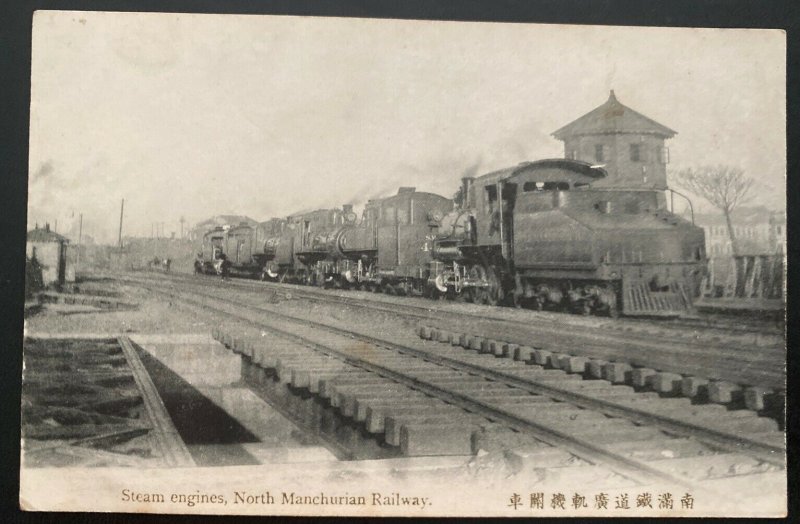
26 223 75 286
695 206 785 256
552 91 676 190
188 215 259 242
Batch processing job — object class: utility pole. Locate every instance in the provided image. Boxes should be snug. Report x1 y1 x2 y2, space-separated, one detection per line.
76 213 83 274
117 198 125 248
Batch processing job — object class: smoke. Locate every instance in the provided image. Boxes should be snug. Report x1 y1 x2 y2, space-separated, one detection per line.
31 160 54 181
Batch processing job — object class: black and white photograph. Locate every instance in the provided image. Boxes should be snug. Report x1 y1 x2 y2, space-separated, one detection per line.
19 10 786 517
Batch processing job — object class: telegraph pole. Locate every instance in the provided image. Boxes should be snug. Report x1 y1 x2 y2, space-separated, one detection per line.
76 213 83 274
117 198 125 248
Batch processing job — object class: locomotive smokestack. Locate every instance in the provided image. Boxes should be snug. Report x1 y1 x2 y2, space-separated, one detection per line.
342 204 353 214
461 177 474 208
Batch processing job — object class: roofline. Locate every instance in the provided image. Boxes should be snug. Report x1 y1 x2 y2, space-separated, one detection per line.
552 96 677 140
476 158 608 183
552 129 677 139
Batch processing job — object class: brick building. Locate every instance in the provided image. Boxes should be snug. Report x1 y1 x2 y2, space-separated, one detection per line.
697 206 785 256
552 91 676 190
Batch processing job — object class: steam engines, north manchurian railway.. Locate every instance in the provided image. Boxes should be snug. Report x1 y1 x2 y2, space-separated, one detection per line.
197 92 709 317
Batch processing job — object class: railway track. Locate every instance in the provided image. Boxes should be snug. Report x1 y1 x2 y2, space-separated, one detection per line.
22 335 194 468
126 276 784 491
131 272 786 395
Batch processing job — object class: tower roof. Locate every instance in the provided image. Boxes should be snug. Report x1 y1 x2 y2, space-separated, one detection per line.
552 90 677 140
27 226 68 243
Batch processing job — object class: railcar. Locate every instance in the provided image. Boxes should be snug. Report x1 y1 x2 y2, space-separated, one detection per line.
197 222 266 276
261 189 453 293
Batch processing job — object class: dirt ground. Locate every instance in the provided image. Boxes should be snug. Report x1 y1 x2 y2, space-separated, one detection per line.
26 277 214 336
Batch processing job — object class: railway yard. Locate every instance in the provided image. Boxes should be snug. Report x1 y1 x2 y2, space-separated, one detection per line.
20 270 786 516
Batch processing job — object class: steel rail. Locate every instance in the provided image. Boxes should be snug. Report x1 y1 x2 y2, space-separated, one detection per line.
118 337 196 467
146 283 696 488
143 278 784 466
149 271 783 351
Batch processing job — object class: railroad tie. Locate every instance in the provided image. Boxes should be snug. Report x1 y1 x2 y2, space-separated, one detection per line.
532 349 552 366
365 403 462 433
417 326 432 339
563 356 589 375
587 359 608 379
489 340 505 357
707 381 743 405
318 375 389 399
631 368 657 388
651 372 683 395
353 394 440 422
400 423 479 456
514 345 535 362
602 362 632 384
437 330 454 343
680 376 710 399
503 344 519 358
743 387 770 412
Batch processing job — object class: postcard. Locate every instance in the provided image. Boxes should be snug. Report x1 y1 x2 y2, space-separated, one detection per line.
21 10 786 517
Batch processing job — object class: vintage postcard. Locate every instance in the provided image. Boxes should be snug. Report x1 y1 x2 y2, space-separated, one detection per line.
21 11 786 517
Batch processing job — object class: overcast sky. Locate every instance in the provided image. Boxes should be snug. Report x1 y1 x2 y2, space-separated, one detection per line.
28 12 785 243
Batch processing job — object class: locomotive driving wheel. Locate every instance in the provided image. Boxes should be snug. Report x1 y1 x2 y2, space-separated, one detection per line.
484 266 503 306
467 265 484 304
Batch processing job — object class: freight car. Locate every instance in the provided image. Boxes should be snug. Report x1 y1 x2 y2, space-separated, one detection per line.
197 222 271 276
429 159 707 316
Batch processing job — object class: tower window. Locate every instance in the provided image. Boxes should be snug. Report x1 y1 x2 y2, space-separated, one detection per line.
630 144 641 162
595 144 604 162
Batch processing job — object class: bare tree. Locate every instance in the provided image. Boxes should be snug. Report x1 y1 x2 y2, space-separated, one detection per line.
674 165 753 256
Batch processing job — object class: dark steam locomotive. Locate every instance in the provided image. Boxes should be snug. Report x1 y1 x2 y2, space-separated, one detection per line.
197 158 706 316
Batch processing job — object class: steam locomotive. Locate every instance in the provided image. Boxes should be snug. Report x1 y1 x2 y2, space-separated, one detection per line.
197 159 707 316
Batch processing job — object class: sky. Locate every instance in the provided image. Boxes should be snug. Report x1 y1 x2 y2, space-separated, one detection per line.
28 12 786 244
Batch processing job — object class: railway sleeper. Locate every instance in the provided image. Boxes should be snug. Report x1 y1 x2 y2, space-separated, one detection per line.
353 395 445 422
339 388 434 418
400 423 480 456
319 376 395 398
331 384 417 409
426 329 780 417
290 366 360 389
304 369 375 393
387 413 485 448
367 404 468 434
